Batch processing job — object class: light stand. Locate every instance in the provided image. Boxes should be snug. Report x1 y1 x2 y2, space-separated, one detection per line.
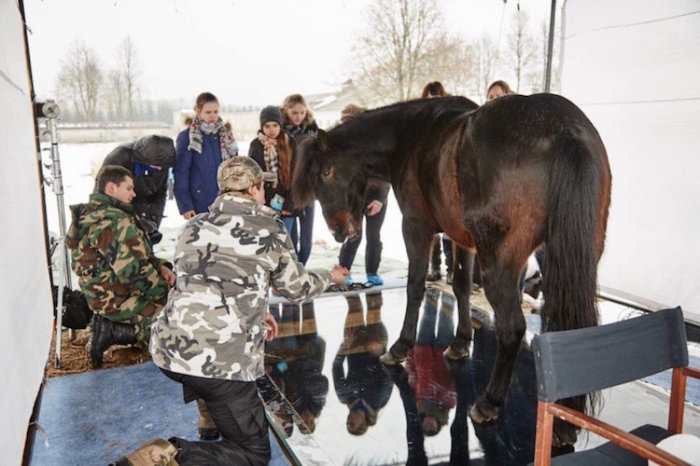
36 100 71 368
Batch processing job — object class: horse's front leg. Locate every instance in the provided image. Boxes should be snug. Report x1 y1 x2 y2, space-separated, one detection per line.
380 219 432 365
469 257 525 423
444 245 474 360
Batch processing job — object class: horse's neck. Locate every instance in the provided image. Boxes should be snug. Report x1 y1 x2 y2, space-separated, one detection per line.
333 120 398 182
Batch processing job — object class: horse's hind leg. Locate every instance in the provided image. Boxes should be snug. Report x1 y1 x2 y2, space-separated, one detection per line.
444 245 474 360
380 219 432 365
469 256 526 423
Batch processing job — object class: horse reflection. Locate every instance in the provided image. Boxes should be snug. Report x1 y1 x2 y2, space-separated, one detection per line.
261 301 328 435
333 292 393 436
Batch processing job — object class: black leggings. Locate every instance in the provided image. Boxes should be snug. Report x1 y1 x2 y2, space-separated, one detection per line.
339 200 388 275
161 369 271 466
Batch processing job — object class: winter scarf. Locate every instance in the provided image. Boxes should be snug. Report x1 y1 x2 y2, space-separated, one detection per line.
285 122 318 139
257 133 280 188
188 116 238 159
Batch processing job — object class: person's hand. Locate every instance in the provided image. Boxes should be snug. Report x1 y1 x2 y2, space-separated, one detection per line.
331 265 351 285
159 265 176 287
366 200 383 216
281 210 292 216
265 312 278 341
183 210 196 220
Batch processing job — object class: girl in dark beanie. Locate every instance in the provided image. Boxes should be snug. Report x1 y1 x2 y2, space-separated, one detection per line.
249 105 298 238
281 94 318 265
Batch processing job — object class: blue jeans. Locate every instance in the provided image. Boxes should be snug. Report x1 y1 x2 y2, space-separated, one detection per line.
281 216 295 238
290 204 314 265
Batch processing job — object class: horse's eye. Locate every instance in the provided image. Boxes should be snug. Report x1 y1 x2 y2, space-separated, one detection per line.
321 169 331 180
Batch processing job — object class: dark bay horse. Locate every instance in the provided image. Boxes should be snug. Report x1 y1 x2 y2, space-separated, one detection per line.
292 95 612 427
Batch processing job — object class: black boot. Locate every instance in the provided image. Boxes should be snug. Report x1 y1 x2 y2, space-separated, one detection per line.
90 315 137 368
426 235 442 282
444 238 454 285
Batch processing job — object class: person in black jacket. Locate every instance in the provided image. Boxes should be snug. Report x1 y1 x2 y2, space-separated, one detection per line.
336 104 390 287
98 135 176 244
248 106 299 237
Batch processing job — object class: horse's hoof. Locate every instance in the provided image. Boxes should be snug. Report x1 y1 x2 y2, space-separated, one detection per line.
379 351 405 366
443 345 469 360
469 396 499 424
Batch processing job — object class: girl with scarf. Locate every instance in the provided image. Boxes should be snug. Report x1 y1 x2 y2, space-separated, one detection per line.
281 94 318 265
174 92 238 219
249 105 298 237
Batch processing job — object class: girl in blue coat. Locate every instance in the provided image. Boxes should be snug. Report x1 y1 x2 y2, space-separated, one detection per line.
174 92 238 219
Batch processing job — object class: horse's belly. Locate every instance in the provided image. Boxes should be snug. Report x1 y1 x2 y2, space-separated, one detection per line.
443 224 476 250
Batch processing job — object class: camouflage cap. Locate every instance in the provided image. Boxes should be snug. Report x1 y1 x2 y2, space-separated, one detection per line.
217 157 277 193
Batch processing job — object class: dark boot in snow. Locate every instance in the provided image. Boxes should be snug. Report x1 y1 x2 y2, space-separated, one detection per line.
90 315 137 368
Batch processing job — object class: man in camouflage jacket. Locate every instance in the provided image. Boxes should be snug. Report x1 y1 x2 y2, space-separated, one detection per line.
113 157 348 466
67 165 175 367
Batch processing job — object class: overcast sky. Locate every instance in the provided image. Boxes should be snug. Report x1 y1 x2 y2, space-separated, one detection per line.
25 0 550 106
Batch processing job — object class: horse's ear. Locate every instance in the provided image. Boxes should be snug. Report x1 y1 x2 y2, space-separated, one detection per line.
292 138 319 208
317 129 330 153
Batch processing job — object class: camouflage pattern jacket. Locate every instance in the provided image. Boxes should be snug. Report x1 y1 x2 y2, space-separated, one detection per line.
66 193 170 321
150 194 331 382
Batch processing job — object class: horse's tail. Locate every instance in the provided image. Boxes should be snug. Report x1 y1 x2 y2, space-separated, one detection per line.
542 133 605 427
542 136 601 333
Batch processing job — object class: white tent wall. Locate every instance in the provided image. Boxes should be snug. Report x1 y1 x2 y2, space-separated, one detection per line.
0 2 54 464
560 0 700 318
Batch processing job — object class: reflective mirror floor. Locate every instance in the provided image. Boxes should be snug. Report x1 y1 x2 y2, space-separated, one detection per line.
29 285 700 465
258 286 700 465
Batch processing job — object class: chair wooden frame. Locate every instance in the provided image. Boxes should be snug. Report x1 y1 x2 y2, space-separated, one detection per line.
534 361 700 465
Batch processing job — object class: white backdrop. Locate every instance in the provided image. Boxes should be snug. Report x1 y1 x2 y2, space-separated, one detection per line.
561 0 700 320
0 2 54 464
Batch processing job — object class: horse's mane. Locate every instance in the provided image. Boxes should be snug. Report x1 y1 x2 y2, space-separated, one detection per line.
334 96 477 133
292 96 479 207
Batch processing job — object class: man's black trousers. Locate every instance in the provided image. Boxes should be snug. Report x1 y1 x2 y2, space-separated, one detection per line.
161 369 271 466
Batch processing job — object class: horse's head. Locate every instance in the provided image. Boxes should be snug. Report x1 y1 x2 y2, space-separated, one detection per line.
293 129 367 243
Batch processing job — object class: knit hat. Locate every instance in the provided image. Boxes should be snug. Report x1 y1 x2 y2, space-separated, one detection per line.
259 105 283 128
217 157 276 193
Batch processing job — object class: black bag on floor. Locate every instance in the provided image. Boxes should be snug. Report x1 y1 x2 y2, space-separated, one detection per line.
52 286 93 329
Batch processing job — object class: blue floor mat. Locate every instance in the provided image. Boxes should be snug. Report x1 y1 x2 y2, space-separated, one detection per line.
29 362 289 465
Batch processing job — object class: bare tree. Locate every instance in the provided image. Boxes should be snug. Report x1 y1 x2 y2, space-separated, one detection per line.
104 69 125 120
474 36 500 103
56 40 104 122
116 36 141 120
351 0 445 104
421 34 478 98
506 9 536 93
537 18 562 93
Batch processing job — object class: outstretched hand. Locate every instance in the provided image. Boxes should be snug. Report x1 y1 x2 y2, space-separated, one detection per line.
330 265 351 285
265 312 278 341
159 265 176 287
366 200 383 216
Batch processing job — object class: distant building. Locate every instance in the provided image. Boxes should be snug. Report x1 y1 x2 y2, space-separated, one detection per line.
305 80 366 129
